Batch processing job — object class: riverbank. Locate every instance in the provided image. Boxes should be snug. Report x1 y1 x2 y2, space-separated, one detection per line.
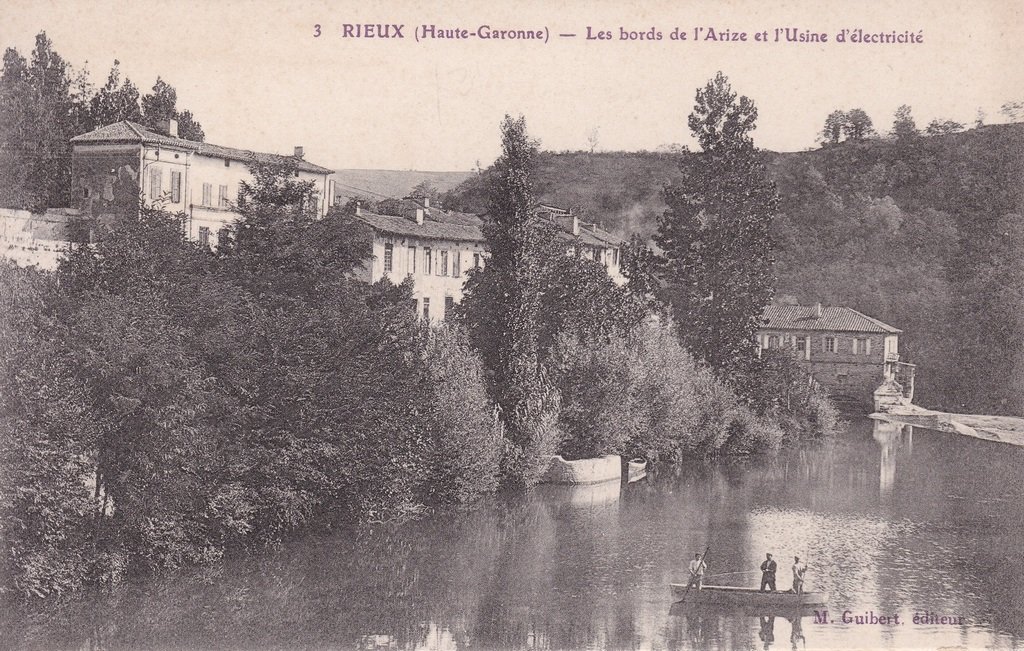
871 404 1024 447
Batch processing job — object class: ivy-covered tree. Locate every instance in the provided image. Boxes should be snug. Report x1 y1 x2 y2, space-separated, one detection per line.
656 72 778 376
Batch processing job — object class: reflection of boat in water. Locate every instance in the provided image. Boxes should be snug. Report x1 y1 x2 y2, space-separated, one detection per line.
669 600 821 618
541 454 621 484
626 458 647 483
670 584 829 608
535 480 621 505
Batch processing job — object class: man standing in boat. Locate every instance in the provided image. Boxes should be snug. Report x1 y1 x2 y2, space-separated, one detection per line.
760 553 777 592
792 556 806 595
687 552 707 590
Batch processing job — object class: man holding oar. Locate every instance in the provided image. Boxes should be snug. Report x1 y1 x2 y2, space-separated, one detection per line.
686 552 707 590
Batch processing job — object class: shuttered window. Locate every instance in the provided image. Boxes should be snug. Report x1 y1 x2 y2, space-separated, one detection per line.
219 184 228 207
150 168 162 200
170 171 181 203
202 183 212 207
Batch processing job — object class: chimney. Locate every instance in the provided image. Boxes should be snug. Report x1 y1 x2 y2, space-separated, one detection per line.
415 208 424 225
423 197 430 208
355 201 362 216
572 215 579 236
814 302 823 318
159 118 178 137
294 146 304 159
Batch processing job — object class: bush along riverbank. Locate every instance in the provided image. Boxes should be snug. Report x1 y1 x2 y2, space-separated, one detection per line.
0 105 836 602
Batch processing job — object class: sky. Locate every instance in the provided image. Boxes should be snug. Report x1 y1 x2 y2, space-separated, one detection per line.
2 0 1022 172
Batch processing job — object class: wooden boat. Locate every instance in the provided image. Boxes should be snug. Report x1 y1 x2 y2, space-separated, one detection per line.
626 458 647 483
670 584 829 607
540 454 621 484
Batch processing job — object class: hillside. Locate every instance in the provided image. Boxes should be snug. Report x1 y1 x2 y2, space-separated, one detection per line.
446 124 1024 414
331 169 473 204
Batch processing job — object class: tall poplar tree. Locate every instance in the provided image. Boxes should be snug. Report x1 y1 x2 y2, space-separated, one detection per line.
656 72 778 376
460 115 562 485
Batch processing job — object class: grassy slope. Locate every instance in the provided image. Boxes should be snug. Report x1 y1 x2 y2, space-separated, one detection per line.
331 169 474 203
445 123 1024 412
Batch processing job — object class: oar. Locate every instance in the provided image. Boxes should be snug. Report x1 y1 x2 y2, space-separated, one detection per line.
705 570 759 578
682 544 711 601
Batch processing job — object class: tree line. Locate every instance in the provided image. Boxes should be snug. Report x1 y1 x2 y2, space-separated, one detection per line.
818 100 1024 145
0 32 205 211
0 71 836 601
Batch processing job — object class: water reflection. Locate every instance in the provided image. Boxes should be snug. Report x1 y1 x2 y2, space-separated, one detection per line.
2 420 1023 650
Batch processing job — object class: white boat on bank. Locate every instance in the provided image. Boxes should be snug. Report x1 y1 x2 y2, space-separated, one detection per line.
540 454 622 484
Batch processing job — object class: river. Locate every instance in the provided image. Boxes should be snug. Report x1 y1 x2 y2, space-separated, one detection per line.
3 419 1023 650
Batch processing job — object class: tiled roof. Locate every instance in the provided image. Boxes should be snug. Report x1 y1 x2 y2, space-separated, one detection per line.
71 121 333 174
761 304 901 334
354 209 485 243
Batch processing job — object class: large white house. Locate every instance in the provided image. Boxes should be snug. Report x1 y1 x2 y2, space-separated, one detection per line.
352 198 625 322
69 120 335 248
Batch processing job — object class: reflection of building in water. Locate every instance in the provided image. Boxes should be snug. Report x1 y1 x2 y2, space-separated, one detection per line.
872 419 914 503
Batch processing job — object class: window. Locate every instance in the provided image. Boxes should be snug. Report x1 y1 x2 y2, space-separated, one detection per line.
383 242 394 273
795 336 807 352
613 248 619 266
824 336 837 353
445 296 454 316
424 247 432 275
170 171 181 203
407 246 416 275
422 297 430 320
198 226 210 248
453 251 461 277
865 338 872 356
218 227 230 248
473 253 481 269
440 251 449 277
202 183 212 207
150 168 162 200
768 335 780 349
224 158 231 167
219 184 229 208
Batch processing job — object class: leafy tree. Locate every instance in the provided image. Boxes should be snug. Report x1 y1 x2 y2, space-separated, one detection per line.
459 115 564 486
1000 100 1024 122
656 72 778 375
174 109 205 142
140 76 176 128
891 104 918 140
925 119 965 136
820 110 847 145
620 234 660 308
0 32 87 209
843 108 874 140
409 180 439 203
141 76 205 141
89 60 142 127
